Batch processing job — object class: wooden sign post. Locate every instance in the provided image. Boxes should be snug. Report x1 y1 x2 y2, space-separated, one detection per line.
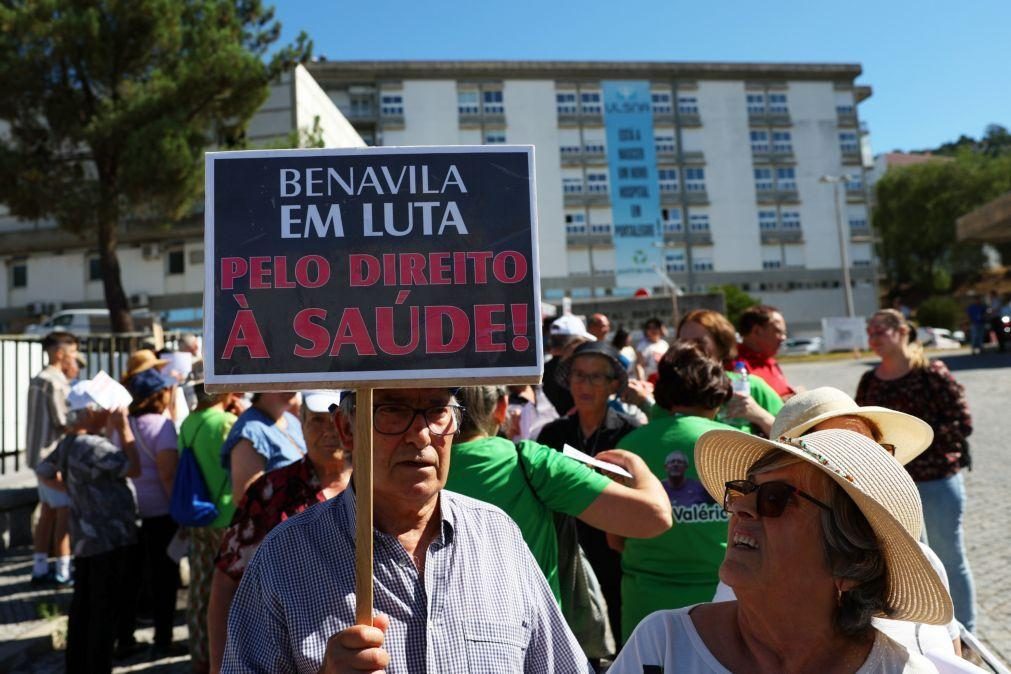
352 387 373 625
203 146 542 627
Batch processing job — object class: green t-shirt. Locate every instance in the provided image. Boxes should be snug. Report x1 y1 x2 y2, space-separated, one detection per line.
446 435 611 602
648 373 783 434
179 407 237 529
617 414 736 641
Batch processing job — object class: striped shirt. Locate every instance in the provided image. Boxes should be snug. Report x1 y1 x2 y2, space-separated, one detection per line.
222 489 591 673
25 365 69 468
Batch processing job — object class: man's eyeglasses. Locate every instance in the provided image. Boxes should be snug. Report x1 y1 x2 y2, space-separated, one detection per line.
569 371 615 386
723 479 831 518
372 404 463 436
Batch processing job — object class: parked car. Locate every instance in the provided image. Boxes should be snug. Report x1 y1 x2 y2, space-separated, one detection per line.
24 309 159 336
916 327 962 350
781 336 823 355
992 312 1011 352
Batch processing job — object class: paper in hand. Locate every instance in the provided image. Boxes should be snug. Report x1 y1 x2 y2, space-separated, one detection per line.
562 444 633 479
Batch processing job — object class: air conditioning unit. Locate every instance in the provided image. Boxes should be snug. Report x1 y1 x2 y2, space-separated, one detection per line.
130 292 150 307
141 244 161 260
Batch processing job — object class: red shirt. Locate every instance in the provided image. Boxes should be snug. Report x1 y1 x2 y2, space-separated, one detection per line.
734 343 794 399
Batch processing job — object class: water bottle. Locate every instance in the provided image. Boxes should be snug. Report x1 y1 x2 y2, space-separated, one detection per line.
732 360 750 397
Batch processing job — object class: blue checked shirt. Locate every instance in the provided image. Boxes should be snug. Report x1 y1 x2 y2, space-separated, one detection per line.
222 488 591 673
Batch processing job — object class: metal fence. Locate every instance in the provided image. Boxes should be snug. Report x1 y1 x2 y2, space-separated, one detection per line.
0 332 186 474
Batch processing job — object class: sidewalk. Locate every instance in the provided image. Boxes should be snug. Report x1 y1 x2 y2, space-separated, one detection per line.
0 547 192 673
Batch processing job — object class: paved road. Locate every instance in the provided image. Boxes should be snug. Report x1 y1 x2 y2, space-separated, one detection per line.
783 348 1011 663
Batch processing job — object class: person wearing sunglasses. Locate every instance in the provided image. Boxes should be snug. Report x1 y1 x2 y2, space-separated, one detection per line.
712 387 966 663
611 427 954 673
221 387 592 673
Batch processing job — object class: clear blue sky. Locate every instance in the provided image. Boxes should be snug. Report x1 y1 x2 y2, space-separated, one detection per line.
273 0 1010 154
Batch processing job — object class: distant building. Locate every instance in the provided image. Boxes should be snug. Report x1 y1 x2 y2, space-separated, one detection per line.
0 65 365 331
308 60 878 331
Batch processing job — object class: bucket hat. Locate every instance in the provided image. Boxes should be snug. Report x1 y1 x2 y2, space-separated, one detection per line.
554 341 628 393
122 349 170 381
770 387 933 467
695 428 953 626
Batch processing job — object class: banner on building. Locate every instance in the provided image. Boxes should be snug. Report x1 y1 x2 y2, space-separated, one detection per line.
602 81 663 289
203 146 542 390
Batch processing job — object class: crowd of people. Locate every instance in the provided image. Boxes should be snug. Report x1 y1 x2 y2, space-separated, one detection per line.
22 301 984 673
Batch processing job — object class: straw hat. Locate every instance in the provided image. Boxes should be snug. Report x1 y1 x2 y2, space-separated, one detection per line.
695 428 953 626
122 349 169 381
770 387 933 467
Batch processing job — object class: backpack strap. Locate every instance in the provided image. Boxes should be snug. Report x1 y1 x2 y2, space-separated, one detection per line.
183 416 231 502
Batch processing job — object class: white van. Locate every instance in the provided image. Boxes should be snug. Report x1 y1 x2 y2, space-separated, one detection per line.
24 309 159 336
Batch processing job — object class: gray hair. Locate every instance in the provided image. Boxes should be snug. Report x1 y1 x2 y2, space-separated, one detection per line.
456 386 507 437
748 450 891 636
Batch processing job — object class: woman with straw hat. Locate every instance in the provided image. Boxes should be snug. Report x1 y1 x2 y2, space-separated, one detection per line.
857 308 976 632
610 427 953 673
714 387 964 661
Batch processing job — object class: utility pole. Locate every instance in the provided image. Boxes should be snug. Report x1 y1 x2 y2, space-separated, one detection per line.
819 174 856 317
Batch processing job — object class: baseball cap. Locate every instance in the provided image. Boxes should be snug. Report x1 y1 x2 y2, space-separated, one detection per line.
550 314 595 340
303 390 344 413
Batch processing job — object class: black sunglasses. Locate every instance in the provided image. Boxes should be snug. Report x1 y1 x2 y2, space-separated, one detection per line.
723 479 831 518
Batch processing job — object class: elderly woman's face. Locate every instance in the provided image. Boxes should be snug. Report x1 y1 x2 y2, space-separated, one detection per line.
720 462 834 597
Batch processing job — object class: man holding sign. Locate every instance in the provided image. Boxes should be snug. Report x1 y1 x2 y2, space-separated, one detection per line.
221 387 590 672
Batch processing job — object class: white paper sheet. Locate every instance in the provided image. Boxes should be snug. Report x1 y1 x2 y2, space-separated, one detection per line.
562 443 633 479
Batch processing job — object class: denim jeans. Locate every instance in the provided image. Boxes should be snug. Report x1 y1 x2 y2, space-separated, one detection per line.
918 472 976 632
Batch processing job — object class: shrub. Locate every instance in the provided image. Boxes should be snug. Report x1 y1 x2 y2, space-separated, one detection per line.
915 296 961 330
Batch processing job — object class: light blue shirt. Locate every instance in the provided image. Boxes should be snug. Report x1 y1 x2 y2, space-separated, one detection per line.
222 489 591 673
219 407 304 474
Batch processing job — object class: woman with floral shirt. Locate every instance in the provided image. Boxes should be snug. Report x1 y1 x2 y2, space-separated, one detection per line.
856 308 975 631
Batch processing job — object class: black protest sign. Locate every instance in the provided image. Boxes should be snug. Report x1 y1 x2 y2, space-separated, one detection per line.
203 146 542 390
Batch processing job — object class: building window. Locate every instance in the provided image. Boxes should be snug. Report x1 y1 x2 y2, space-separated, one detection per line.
662 208 683 232
484 131 506 144
11 263 27 288
772 131 792 153
750 130 770 154
651 92 672 114
482 90 504 115
167 250 185 276
458 90 479 115
560 144 581 156
762 259 782 269
565 213 587 234
758 210 778 230
746 93 765 115
655 134 676 154
689 214 710 232
88 257 102 282
678 96 699 115
665 251 686 272
590 223 612 235
754 168 773 192
349 95 374 118
853 259 872 267
585 172 609 193
580 91 602 115
556 92 577 115
379 94 403 117
849 218 868 230
684 167 706 192
768 93 788 114
839 132 859 153
658 168 679 192
583 141 605 155
847 176 864 192
562 177 583 194
836 104 855 115
693 258 714 271
781 211 801 229
776 167 797 191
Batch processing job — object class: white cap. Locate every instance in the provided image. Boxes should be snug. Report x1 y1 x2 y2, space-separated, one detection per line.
303 390 344 413
550 314 595 340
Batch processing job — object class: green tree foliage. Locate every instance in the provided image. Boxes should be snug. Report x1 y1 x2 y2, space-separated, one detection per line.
873 151 1011 300
0 1 309 331
714 284 759 328
916 296 961 331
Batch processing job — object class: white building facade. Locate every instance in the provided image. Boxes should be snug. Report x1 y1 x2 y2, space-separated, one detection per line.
309 61 878 331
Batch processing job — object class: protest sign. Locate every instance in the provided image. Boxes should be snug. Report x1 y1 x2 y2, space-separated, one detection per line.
203 145 542 391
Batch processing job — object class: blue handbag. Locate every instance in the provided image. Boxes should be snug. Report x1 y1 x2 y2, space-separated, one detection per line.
169 419 228 527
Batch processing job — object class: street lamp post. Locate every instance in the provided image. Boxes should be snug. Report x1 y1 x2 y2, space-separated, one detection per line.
819 174 856 318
